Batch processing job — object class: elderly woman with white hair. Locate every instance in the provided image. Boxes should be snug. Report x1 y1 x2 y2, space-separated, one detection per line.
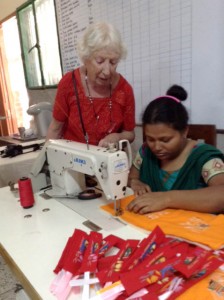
46 21 135 147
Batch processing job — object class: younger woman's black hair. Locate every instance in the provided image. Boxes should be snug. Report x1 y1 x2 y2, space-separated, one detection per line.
142 84 189 131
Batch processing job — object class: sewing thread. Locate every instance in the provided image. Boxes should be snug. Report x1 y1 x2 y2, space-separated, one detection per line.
18 177 35 208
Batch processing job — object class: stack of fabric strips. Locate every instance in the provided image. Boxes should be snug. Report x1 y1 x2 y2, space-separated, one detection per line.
50 226 224 300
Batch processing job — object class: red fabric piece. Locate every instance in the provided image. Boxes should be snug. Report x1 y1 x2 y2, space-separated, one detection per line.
121 226 166 272
174 245 213 278
120 258 178 295
68 230 89 275
138 241 189 271
158 237 182 249
53 68 135 145
116 291 159 300
145 275 176 297
120 239 192 296
98 234 124 258
125 244 188 297
55 229 89 275
96 239 139 284
53 237 72 274
139 293 159 300
79 231 102 273
97 256 117 272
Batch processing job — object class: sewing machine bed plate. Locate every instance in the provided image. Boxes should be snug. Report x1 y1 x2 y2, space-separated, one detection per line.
55 194 127 231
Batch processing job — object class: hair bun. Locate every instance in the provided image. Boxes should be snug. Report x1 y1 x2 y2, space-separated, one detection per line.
166 84 187 101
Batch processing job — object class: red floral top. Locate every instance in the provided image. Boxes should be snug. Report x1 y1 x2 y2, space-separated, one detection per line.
53 68 135 145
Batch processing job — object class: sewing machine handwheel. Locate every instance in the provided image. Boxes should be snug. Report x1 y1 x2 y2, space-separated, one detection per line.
78 189 102 200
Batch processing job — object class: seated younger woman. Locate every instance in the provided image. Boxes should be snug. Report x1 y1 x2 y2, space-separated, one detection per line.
127 85 224 214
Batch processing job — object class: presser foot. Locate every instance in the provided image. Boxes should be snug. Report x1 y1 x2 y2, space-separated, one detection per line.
114 199 123 216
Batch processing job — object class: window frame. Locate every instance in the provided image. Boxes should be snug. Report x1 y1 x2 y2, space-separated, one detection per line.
16 0 62 89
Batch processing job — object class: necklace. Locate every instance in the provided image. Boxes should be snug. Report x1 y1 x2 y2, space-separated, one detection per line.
85 72 112 123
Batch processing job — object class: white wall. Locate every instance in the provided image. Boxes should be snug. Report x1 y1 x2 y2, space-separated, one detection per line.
217 134 224 153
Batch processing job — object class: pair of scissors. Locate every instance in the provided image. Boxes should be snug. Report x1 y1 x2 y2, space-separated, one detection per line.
78 189 102 200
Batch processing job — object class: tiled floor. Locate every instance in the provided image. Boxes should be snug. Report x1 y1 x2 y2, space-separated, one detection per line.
0 255 19 300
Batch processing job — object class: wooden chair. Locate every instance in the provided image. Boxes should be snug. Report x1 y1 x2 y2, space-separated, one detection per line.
187 124 217 146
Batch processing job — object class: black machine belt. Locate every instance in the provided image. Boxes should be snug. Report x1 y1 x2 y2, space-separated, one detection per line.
0 143 43 158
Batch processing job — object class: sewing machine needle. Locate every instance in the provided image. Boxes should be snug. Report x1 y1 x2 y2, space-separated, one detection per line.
114 199 123 216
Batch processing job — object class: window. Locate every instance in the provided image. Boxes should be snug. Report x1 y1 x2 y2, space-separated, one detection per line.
0 16 31 134
17 0 62 89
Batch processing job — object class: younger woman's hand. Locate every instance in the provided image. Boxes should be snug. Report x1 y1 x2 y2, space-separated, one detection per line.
129 178 151 196
126 191 168 214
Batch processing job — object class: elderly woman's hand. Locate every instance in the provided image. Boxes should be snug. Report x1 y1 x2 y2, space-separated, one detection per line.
98 131 135 147
98 133 121 148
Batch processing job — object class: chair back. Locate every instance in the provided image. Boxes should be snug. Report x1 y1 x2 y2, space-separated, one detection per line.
187 124 217 146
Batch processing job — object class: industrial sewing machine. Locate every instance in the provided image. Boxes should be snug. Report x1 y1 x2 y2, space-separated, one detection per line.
30 139 132 213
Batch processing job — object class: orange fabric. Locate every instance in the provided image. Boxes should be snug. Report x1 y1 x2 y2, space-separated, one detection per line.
177 268 224 300
101 195 224 250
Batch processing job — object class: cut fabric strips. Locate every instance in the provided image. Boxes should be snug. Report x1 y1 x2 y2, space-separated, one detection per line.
50 226 224 299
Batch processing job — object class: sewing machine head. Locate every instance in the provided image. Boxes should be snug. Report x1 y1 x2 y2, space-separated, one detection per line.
30 139 132 202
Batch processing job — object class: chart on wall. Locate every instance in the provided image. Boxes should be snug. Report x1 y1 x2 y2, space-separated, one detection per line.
55 0 224 128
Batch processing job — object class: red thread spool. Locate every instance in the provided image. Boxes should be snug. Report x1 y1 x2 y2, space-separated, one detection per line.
18 177 35 208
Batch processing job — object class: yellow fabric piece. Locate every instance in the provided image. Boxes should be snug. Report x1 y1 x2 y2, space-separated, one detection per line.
101 195 224 250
